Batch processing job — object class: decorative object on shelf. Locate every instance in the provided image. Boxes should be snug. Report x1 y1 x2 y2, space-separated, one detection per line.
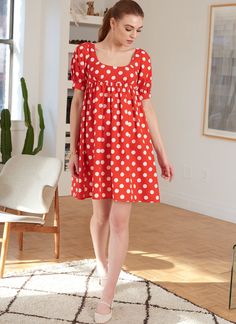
21 77 45 155
86 1 100 16
64 142 70 171
69 39 97 44
0 109 12 164
104 8 108 15
86 1 95 15
203 4 236 141
66 96 72 124
70 0 86 19
70 0 86 26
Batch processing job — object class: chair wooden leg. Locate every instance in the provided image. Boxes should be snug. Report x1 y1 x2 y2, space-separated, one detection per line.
19 232 23 251
0 222 11 278
17 211 23 251
54 187 60 259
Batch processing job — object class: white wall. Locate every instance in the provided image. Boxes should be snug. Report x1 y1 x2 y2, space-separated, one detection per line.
39 0 68 157
138 0 236 222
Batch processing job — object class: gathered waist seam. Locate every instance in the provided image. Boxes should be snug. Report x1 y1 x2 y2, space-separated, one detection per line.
87 80 138 89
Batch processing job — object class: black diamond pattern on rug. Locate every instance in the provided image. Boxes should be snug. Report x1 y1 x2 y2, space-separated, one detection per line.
0 259 234 324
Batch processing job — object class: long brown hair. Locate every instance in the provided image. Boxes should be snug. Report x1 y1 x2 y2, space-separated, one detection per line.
98 0 144 42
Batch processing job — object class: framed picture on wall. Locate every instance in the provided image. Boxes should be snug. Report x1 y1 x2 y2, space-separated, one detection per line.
203 4 236 141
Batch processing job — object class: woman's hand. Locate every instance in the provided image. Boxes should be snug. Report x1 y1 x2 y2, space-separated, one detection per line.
157 153 174 182
69 153 79 178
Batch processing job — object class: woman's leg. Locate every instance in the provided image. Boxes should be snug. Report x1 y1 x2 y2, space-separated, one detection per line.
96 200 133 314
90 199 112 276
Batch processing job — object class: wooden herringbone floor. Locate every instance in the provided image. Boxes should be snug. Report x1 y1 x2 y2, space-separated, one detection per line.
1 196 236 322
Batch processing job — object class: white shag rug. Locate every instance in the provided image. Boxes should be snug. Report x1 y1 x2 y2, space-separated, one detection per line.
0 259 234 324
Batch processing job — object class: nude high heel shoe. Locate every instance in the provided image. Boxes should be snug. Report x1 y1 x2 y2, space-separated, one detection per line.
94 300 113 323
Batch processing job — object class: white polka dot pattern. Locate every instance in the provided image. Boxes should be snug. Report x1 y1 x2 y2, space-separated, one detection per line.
70 42 160 203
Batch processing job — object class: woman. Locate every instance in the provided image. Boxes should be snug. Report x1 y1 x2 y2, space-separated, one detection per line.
69 0 174 322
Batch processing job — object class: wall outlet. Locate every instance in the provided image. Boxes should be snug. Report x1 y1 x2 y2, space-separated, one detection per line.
183 164 192 179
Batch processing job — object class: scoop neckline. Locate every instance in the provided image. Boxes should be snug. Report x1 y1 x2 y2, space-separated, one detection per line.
92 42 137 68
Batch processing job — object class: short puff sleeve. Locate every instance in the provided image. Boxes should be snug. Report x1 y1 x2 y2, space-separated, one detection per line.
137 50 152 100
70 43 88 91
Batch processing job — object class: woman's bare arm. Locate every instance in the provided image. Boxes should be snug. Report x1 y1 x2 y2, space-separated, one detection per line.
142 99 174 181
69 89 84 177
142 99 167 158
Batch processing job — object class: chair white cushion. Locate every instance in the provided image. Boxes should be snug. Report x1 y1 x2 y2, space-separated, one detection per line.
0 212 45 225
0 155 62 214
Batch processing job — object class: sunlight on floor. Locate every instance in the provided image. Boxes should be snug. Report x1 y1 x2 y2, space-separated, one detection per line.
129 250 165 257
128 250 228 283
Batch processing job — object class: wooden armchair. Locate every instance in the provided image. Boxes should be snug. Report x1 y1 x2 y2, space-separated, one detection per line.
0 155 62 278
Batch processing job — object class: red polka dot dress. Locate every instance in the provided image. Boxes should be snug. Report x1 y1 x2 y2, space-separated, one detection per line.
70 42 160 203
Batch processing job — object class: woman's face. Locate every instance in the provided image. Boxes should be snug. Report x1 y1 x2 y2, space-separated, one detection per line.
110 14 143 47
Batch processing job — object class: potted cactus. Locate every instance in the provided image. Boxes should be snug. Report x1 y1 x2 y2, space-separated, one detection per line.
0 77 45 165
21 77 45 155
0 109 12 164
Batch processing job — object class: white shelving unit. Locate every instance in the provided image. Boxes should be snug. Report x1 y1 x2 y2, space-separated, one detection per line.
70 14 103 26
59 12 103 195
40 1 107 196
67 80 73 89
68 43 77 53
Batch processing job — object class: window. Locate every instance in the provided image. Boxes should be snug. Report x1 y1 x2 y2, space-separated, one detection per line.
0 0 14 112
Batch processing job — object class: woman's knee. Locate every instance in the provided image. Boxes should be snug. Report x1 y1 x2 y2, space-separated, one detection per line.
110 216 128 233
91 199 112 226
109 201 132 233
91 212 109 226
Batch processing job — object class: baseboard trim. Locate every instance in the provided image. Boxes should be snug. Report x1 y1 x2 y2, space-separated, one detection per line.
160 190 236 224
